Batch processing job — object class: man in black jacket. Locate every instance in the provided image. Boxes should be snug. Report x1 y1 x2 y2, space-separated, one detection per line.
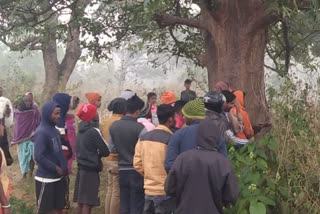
73 103 109 214
165 91 239 214
109 94 147 214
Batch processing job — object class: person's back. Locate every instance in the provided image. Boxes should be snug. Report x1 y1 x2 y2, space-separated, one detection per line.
166 149 238 214
108 94 146 214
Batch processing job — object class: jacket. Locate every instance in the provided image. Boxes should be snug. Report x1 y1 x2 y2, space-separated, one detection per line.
165 118 239 214
76 121 109 172
165 120 201 172
109 115 147 169
102 113 123 161
134 125 173 196
232 91 254 139
34 101 67 179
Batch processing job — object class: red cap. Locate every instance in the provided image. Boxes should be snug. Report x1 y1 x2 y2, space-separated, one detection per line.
76 103 97 122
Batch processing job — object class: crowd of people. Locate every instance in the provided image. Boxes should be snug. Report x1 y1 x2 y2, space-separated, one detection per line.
0 79 263 214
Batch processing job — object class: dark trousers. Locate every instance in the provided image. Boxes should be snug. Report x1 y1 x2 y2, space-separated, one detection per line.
144 197 176 214
119 170 144 214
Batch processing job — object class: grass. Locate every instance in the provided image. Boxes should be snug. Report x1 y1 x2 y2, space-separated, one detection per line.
7 147 108 214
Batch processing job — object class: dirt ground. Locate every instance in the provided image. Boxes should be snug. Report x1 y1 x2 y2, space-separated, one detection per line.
7 147 108 214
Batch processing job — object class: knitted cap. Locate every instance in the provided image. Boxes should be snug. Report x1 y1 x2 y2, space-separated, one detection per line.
76 103 97 122
161 91 176 105
181 98 205 119
85 93 101 105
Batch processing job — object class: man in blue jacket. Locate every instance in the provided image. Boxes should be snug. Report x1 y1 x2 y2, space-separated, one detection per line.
165 98 205 172
34 101 68 214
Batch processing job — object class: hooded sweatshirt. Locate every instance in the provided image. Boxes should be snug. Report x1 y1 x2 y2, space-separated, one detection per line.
165 117 239 214
34 101 67 179
232 91 254 139
76 121 109 172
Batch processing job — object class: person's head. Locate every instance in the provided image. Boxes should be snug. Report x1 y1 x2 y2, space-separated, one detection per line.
126 95 145 118
174 100 186 115
203 91 225 113
160 91 176 105
181 98 205 125
85 92 102 108
53 93 72 128
233 91 245 107
41 101 61 126
25 92 34 103
214 81 230 92
157 104 176 129
147 92 157 105
184 79 192 90
221 90 236 112
69 96 80 110
22 95 33 110
139 103 152 119
76 103 98 123
108 97 127 115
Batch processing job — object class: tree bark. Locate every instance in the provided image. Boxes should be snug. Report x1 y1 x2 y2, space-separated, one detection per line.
200 0 272 127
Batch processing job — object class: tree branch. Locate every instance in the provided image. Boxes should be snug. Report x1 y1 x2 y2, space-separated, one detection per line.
248 13 280 36
153 13 207 31
0 36 42 51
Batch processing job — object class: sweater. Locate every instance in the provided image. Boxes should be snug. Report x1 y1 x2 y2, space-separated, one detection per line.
109 115 147 169
34 101 67 179
102 114 123 161
134 125 173 196
76 121 109 172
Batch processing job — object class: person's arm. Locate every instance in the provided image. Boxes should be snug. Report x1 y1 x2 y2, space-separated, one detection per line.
222 167 239 204
138 127 148 139
165 133 180 172
34 134 58 173
93 128 110 157
108 131 117 153
224 130 250 145
165 160 179 197
242 112 254 138
133 140 144 176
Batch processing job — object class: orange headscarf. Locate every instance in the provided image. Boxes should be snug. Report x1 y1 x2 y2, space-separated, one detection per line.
85 93 101 105
161 91 176 105
232 91 254 139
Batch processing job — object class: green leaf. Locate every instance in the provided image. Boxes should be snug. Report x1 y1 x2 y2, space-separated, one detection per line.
249 202 267 214
257 196 276 206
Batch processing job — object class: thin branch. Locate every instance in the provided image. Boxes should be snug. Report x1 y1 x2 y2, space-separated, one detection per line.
282 18 291 74
153 13 207 31
0 36 42 51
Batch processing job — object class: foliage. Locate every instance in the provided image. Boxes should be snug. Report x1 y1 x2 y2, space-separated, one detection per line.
224 79 320 214
9 195 34 214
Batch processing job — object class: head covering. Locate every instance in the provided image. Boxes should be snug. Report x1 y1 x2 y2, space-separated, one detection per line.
40 101 60 127
139 103 152 118
53 93 72 128
120 90 136 100
85 93 101 105
214 81 230 92
233 91 245 107
76 103 97 122
182 98 205 119
108 98 127 114
18 95 32 111
161 91 176 104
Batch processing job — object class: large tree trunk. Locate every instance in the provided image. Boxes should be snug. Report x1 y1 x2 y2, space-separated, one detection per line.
200 0 272 127
41 27 81 102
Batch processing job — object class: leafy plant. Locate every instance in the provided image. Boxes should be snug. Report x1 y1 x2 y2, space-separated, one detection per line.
9 195 34 214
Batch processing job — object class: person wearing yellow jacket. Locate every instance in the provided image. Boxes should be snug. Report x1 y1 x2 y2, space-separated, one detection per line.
134 104 176 214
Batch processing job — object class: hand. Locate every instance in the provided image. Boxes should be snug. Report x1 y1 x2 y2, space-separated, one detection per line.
3 207 10 214
56 166 64 176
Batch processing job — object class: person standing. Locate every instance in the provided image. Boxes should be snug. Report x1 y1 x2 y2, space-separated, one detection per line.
180 79 197 103
165 92 239 214
73 103 110 214
102 97 127 214
165 98 205 172
134 104 176 214
147 92 157 115
0 87 13 166
65 96 80 174
12 94 41 179
34 101 68 214
152 91 176 126
109 95 147 214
